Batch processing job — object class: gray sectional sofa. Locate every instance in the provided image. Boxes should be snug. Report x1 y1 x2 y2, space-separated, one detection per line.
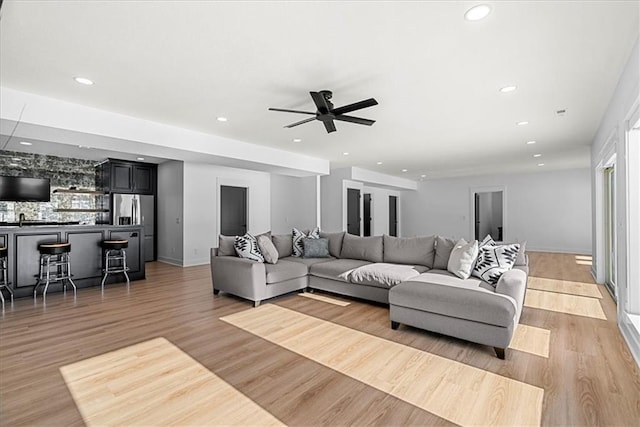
210 231 528 358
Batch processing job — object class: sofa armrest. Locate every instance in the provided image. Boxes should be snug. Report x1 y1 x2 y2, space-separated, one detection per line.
495 268 527 321
210 255 266 302
211 247 219 257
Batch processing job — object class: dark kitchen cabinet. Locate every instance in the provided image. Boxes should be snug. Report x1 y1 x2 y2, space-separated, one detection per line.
98 160 156 195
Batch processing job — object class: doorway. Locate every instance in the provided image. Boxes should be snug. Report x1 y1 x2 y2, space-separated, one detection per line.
472 189 504 241
363 194 372 236
220 185 247 236
604 166 617 299
389 195 398 237
347 188 361 235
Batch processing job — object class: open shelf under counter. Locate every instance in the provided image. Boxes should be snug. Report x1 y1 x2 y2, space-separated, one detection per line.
52 189 108 195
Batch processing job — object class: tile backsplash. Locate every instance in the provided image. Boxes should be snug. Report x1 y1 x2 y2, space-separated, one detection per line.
0 150 102 224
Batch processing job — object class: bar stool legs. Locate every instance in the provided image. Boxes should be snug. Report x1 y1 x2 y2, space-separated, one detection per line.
34 242 76 299
0 247 13 308
101 240 130 292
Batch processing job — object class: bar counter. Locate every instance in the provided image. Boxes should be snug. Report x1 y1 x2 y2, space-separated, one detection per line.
0 224 145 298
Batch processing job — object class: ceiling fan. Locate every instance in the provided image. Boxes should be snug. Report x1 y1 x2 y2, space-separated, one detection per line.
269 90 378 134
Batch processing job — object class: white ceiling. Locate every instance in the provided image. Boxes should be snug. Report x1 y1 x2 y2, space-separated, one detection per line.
0 1 638 179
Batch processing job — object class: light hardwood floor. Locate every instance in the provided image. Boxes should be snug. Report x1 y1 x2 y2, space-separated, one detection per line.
1 252 639 426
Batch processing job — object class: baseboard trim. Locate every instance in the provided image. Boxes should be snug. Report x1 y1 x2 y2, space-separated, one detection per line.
157 256 183 266
619 312 640 369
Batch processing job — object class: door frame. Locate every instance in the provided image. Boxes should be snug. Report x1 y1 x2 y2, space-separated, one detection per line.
594 128 618 285
469 185 506 242
216 178 250 244
343 180 364 235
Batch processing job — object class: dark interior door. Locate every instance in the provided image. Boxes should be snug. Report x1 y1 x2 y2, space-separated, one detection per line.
389 195 398 237
474 193 480 240
347 188 361 235
220 185 247 236
363 194 372 236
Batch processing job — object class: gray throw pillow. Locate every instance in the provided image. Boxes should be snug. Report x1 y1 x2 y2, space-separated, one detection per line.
302 238 330 258
272 234 293 258
319 231 345 258
218 235 237 256
383 235 435 268
433 236 456 270
340 234 383 263
257 234 279 264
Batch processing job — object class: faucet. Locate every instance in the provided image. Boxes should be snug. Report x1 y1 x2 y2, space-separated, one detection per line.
19 213 25 227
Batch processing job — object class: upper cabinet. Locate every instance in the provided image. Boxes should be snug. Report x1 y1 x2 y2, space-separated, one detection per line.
98 160 157 195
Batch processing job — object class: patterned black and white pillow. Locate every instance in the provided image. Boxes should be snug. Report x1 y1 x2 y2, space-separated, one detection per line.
292 227 320 257
472 243 520 286
480 234 495 247
234 233 264 262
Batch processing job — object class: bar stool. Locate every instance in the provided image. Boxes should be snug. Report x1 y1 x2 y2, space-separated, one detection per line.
101 239 130 291
0 246 14 307
34 242 76 299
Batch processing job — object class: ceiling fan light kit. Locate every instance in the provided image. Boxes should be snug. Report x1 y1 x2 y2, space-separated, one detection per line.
269 90 378 133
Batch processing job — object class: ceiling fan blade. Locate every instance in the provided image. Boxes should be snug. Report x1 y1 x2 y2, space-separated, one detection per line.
310 91 331 114
333 115 375 126
268 108 316 115
331 98 378 115
323 120 337 133
284 117 317 128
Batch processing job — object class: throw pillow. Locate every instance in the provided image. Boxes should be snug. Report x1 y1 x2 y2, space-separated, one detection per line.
272 234 293 258
218 235 237 256
257 234 279 264
234 233 264 262
480 234 495 247
472 243 520 286
447 238 479 279
433 236 456 270
292 227 320 257
302 237 330 258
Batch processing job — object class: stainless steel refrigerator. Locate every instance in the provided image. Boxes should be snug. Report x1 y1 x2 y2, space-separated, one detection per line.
112 193 155 262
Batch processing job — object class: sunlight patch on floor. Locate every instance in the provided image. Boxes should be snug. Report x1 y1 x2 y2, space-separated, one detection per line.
525 289 606 320
527 277 603 298
221 304 543 427
509 324 551 358
298 292 351 306
60 337 284 427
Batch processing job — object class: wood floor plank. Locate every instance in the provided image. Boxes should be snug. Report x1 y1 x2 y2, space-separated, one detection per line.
298 292 351 306
525 289 607 319
510 324 551 358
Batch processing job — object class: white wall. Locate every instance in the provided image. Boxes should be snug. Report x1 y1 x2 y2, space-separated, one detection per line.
271 174 317 234
590 37 639 366
321 168 351 232
157 160 184 265
182 162 271 266
363 186 401 236
402 168 592 254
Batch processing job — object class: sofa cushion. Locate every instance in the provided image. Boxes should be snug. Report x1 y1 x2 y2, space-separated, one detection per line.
340 234 383 263
472 243 520 286
303 237 330 258
257 234 279 264
264 260 308 284
293 227 320 257
389 271 518 327
319 231 345 258
447 238 479 279
433 236 456 270
383 235 435 268
310 259 372 282
282 256 335 268
234 234 264 262
349 263 429 288
272 234 293 258
218 235 237 256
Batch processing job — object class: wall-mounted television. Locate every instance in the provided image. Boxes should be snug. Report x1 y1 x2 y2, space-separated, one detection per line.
0 176 51 202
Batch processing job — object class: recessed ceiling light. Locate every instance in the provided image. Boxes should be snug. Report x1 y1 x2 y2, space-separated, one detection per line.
421 174 427 178
19 141 32 146
343 152 349 156
533 154 542 158
137 157 145 161
402 169 408 172
74 76 94 85
537 163 545 167
517 121 529 126
216 117 228 122
376 161 383 165
292 138 302 143
464 4 491 21
526 140 537 145
499 85 517 93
